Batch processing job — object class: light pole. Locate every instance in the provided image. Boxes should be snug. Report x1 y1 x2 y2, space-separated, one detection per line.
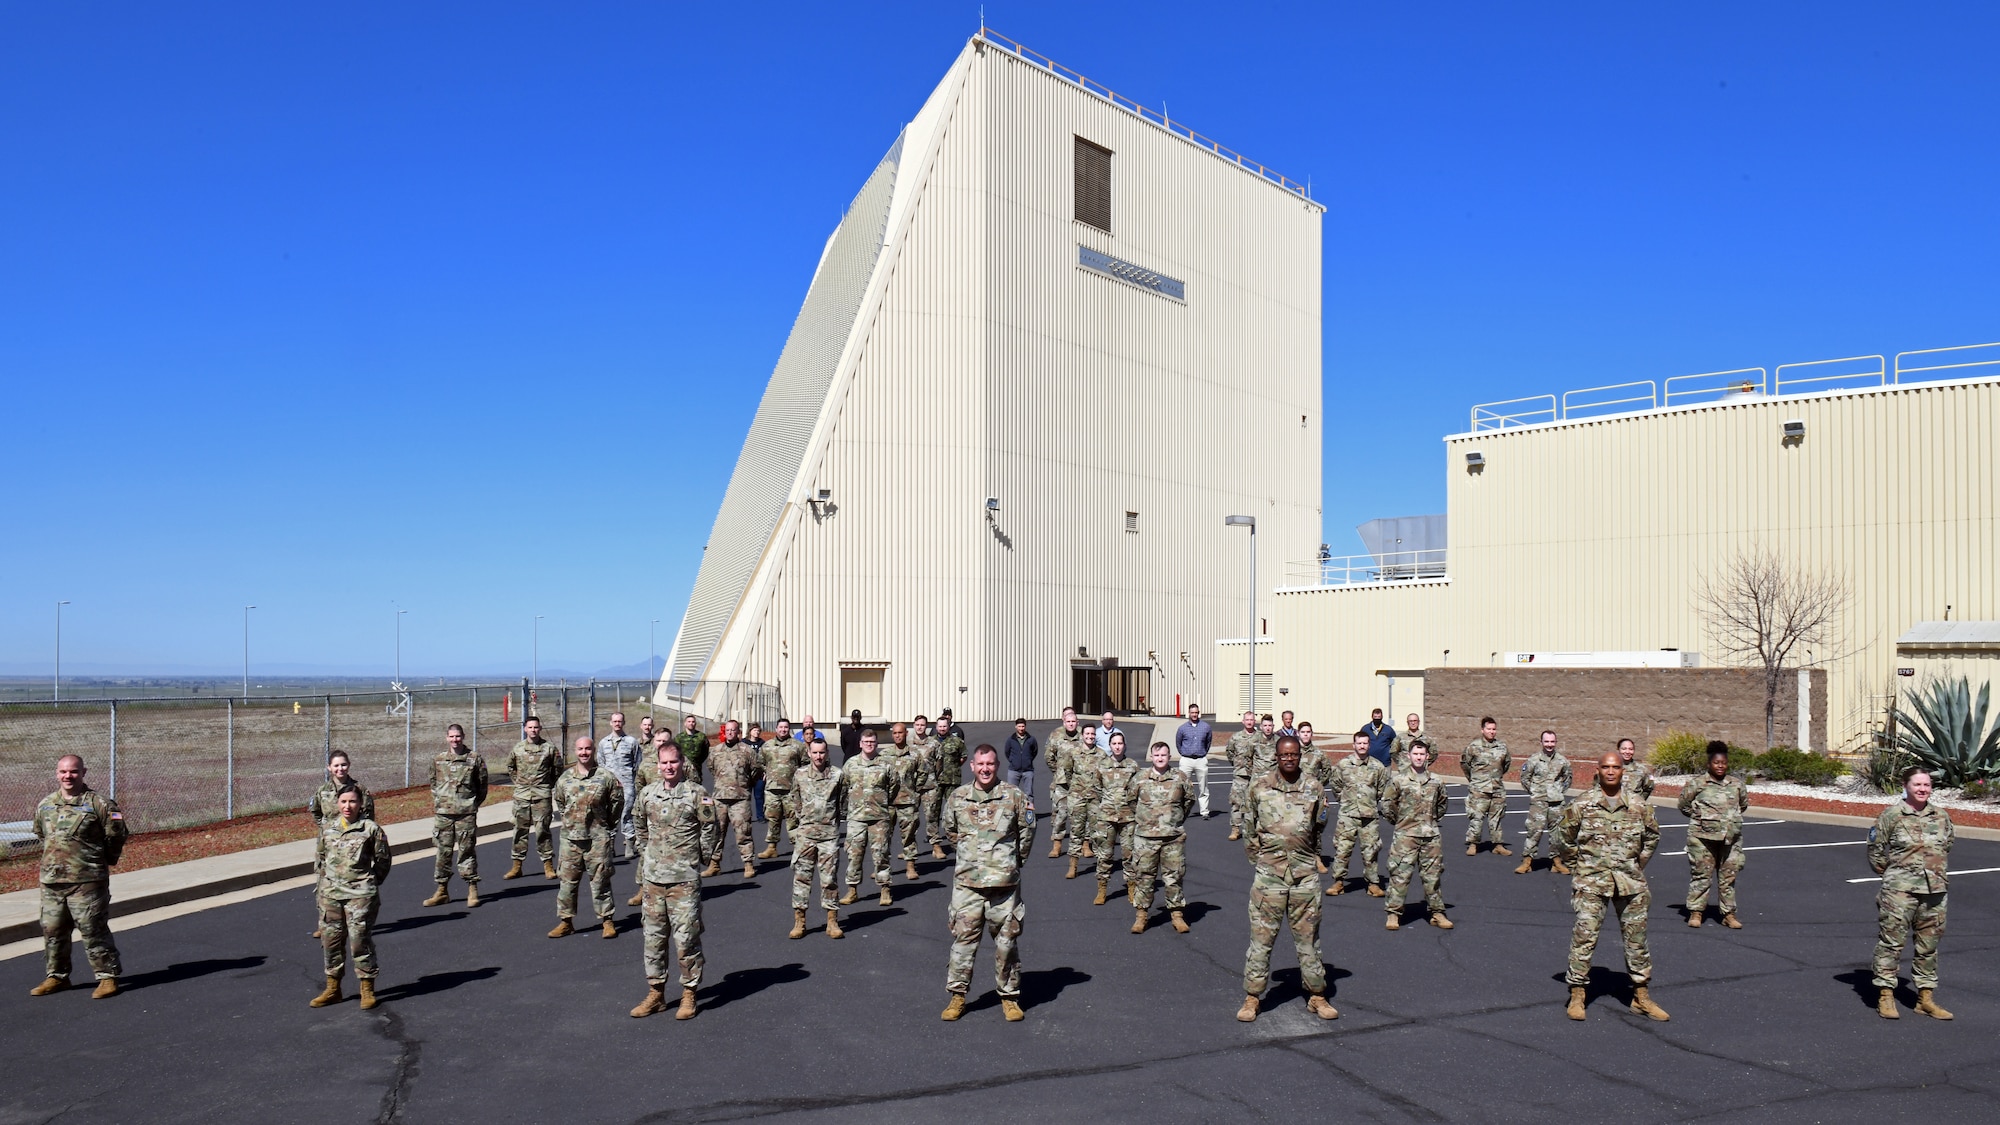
533 615 545 690
650 619 661 682
1225 515 1256 715
242 605 257 701
55 600 71 702
394 604 408 683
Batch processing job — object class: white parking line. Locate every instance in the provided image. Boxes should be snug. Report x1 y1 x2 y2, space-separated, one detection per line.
1658 840 1866 857
1848 866 2000 884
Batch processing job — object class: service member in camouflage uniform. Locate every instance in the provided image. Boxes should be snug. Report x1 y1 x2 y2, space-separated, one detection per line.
1236 737 1339 1024
1556 752 1669 1022
1869 767 1956 1019
1381 742 1453 930
1617 738 1654 803
758 719 807 859
882 722 926 880
548 737 625 939
308 750 374 939
1462 718 1513 857
310 785 393 1010
704 721 761 879
939 745 1035 1022
840 730 903 907
1391 713 1425 773
672 714 710 785
505 717 562 881
909 716 946 860
1063 724 1107 876
1044 709 1088 857
1677 741 1749 928
630 745 719 1020
1091 732 1143 907
1326 732 1390 897
933 713 968 821
787 740 847 939
423 724 490 908
599 712 645 858
28 755 127 999
1226 711 1275 842
1514 730 1573 874
1130 741 1194 934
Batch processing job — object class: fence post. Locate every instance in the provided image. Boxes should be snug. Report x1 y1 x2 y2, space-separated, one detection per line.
559 687 570 750
588 679 597 744
523 677 531 721
108 700 118 800
323 695 331 763
404 689 414 788
226 698 235 819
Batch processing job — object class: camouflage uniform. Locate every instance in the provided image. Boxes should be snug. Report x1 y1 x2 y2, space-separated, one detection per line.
933 730 968 802
706 738 761 866
1045 726 1087 843
506 736 561 866
1241 772 1326 997
941 779 1035 998
429 747 490 885
1382 768 1449 916
1518 749 1573 857
318 814 392 981
1677 771 1749 916
1624 760 1655 803
672 726 710 785
1556 787 1661 987
599 730 645 850
759 735 807 851
882 738 928 863
841 754 902 889
1227 728 1275 835
790 761 845 910
633 778 719 989
552 763 624 922
32 787 127 982
1461 737 1511 847
1869 801 1954 990
1329 755 1390 887
1064 740 1107 855
1391 726 1426 774
1131 765 1193 913
1092 755 1142 884
309 776 374 928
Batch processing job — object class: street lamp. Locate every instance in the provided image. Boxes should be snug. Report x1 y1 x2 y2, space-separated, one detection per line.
243 605 257 701
394 604 408 683
1224 515 1256 715
533 615 545 689
55 600 71 702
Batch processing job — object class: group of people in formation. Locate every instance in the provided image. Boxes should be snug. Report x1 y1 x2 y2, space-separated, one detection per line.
23 702 1959 1025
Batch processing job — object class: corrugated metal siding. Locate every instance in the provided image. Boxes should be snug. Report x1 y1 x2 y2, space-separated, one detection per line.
1220 378 2000 749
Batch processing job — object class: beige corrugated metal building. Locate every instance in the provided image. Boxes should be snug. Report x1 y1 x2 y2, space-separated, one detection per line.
662 32 1324 722
1217 368 2000 752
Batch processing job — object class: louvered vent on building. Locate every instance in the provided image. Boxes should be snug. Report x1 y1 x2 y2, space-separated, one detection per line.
1125 511 1139 533
1074 137 1112 232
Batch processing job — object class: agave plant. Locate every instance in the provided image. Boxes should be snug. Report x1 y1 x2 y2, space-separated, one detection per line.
1892 676 2000 787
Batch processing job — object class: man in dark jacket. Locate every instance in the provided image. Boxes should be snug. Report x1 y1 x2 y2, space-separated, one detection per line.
1004 718 1040 802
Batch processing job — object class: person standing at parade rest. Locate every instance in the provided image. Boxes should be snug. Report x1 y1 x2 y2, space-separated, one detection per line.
703 721 761 879
309 784 392 1011
28 755 127 999
1226 711 1274 842
1869 767 1956 1020
1360 708 1395 769
839 710 865 767
504 717 561 881
787 739 847 940
1678 741 1749 929
1044 709 1085 857
1380 742 1452 931
839 730 903 908
1557 752 1668 1022
758 719 807 860
934 711 969 810
548 737 624 940
1063 718 1107 876
629 745 718 1021
909 715 945 860
1326 732 1389 898
423 724 489 909
1463 718 1512 857
672 714 709 786
598 712 644 859
1392 713 1425 774
1277 710 1298 740
1514 730 1573 874
1236 735 1338 1024
1004 718 1039 804
1174 704 1214 820
939 745 1035 1023
1091 732 1142 908
1130 741 1195 934
1617 738 1654 802
308 750 374 939
882 722 926 882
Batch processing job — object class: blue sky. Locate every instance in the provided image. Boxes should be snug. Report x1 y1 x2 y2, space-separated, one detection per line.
6 2 1996 678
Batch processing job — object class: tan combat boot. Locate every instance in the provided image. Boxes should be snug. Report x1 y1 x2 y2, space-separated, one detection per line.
941 993 966 1021
358 979 378 1010
310 926 321 939
906 861 919 881
1916 989 1954 1019
422 884 450 907
1326 879 1346 896
789 909 807 940
547 919 574 938
879 887 894 907
743 861 756 878
1226 828 1241 842
838 886 859 905
1306 994 1339 1020
1131 909 1147 934
1235 993 1259 1022
932 844 946 860
1001 998 1024 1022
1630 985 1671 1021
90 978 119 999
29 976 69 997
1492 843 1512 856
1688 910 1703 928
543 859 557 879
1721 913 1743 929
1316 856 1328 874
1049 839 1064 859
1081 841 1095 858
1430 913 1455 930
758 844 778 860
630 984 667 1018
1877 987 1900 1019
1512 858 1533 875
464 885 481 909
1567 986 1587 1020
1551 856 1571 875
1093 880 1109 906
1170 910 1189 933
825 910 844 939
1466 843 1478 856
1065 857 1078 880
675 986 698 1020
628 889 643 906
1365 884 1385 898
601 920 617 940
503 861 523 880
1385 914 1400 930
701 861 721 878
309 976 342 1008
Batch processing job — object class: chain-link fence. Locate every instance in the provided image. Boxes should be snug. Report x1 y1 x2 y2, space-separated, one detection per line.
0 679 784 837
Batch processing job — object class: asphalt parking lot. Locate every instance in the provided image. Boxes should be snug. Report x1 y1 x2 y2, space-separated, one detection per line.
5 721 1996 1124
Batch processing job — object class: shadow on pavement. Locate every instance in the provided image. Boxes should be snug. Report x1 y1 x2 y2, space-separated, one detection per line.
836 907 904 932
124 956 267 991
700 963 810 1009
376 966 501 1001
476 884 553 904
1178 902 1219 925
1266 964 1353 1007
701 882 761 901
1834 967 1907 1009
1545 965 1634 1008
959 967 1091 1012
376 911 467 935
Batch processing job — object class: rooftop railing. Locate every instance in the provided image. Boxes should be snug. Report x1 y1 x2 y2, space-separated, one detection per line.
1470 341 2000 431
1286 549 1448 587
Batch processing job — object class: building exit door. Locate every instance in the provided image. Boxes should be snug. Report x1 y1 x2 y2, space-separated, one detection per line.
1071 662 1106 716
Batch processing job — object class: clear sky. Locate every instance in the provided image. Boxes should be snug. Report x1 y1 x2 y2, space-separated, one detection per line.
6 2 1996 679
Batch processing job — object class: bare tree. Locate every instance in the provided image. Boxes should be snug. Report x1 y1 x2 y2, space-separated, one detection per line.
1694 548 1849 748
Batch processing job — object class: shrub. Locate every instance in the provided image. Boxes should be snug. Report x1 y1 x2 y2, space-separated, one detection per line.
1649 731 1752 776
1750 746 1846 786
1863 745 1910 794
1892 676 2000 788
1962 778 1996 801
